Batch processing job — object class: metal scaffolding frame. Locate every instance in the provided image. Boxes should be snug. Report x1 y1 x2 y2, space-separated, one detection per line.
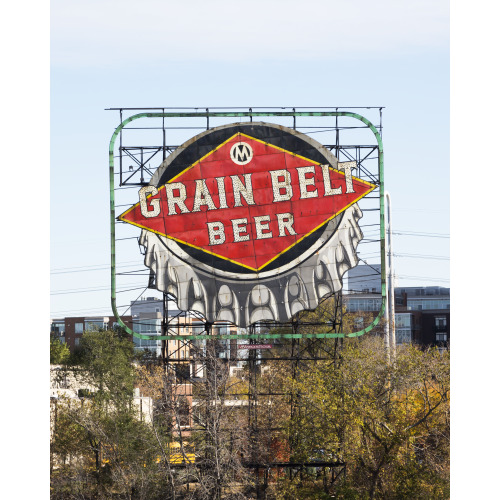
154 290 348 497
108 107 384 496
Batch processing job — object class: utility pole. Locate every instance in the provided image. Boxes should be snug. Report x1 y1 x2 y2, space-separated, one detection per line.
385 192 396 361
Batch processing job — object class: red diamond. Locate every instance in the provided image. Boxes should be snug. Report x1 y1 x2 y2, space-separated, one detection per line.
119 133 375 271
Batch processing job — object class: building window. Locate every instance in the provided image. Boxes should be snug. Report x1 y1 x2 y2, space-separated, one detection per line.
75 338 80 346
407 299 449 311
435 317 447 329
85 320 104 331
396 329 412 344
436 333 448 342
396 313 411 328
346 298 382 312
75 323 84 334
51 322 65 335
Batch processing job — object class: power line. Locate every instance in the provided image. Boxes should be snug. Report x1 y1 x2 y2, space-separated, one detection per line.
51 304 130 315
361 229 449 239
51 260 143 273
392 230 449 238
393 253 449 261
51 282 146 295
396 275 449 283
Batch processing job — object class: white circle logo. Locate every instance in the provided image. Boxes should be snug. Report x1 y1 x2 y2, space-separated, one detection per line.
230 142 253 165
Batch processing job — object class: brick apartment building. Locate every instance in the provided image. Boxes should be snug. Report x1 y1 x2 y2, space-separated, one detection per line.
344 265 450 347
51 315 133 352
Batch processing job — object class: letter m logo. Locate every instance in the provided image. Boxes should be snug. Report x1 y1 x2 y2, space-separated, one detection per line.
230 142 253 165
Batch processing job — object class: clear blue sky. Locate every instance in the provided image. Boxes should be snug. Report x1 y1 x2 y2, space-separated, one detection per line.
49 0 450 318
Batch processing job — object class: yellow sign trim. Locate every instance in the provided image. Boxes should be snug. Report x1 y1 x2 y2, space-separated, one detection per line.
118 134 377 272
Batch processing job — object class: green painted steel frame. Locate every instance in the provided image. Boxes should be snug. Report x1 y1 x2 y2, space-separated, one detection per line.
109 111 386 341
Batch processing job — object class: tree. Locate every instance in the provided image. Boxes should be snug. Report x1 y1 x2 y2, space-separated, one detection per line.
50 329 168 499
50 334 70 364
51 328 257 499
191 339 252 499
136 339 253 499
279 336 450 499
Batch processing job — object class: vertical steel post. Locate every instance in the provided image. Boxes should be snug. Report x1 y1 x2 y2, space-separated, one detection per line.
119 109 123 186
162 109 166 161
335 109 339 160
384 200 391 365
385 192 396 360
162 292 169 365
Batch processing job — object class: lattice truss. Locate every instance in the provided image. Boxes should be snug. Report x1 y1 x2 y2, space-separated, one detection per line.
109 107 383 491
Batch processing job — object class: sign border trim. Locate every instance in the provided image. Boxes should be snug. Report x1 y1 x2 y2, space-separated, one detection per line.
109 111 386 340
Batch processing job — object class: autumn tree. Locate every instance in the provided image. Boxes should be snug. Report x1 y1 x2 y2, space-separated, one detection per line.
277 336 449 499
134 337 257 499
50 334 70 364
50 330 169 499
187 339 252 499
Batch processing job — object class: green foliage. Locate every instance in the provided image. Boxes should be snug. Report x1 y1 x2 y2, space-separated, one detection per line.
281 336 450 499
50 329 170 499
133 347 160 365
50 325 449 499
66 344 85 366
50 335 70 364
275 476 335 500
77 329 136 403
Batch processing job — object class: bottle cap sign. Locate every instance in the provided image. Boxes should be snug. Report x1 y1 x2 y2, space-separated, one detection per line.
118 123 376 327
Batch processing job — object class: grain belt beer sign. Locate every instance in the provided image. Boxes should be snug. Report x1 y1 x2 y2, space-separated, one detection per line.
119 123 375 327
